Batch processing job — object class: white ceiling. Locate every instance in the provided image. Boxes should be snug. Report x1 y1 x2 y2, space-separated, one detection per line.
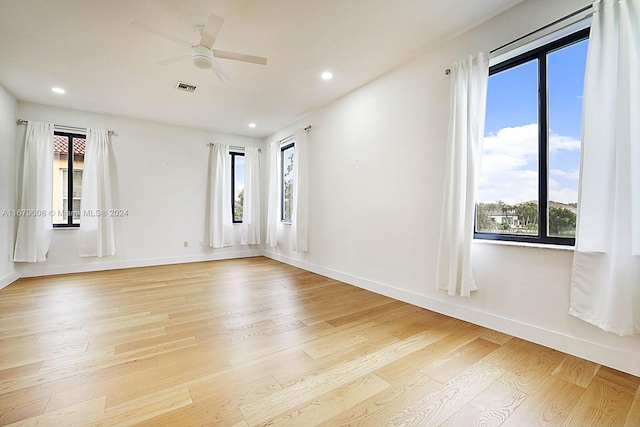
0 0 523 138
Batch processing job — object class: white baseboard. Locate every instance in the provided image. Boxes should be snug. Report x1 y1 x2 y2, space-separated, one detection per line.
16 250 263 278
263 250 640 377
0 270 19 290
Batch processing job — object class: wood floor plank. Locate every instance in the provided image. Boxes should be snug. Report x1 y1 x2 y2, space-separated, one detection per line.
6 396 106 427
551 354 600 388
440 381 528 427
187 374 283 422
563 375 634 426
260 373 390 426
502 375 585 427
480 329 514 345
318 372 441 426
384 361 506 426
625 386 640 426
239 331 438 425
300 330 369 359
498 343 566 394
105 347 231 408
420 337 500 383
0 361 44 382
375 322 484 383
592 365 640 396
0 393 49 425
0 257 636 426
102 386 193 426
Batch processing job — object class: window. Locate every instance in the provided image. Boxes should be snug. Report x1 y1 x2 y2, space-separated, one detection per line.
281 142 294 222
53 132 85 227
231 152 245 223
475 28 589 245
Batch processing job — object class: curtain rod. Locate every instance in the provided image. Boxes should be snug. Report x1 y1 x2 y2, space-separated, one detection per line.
444 3 592 75
279 125 312 144
491 4 592 54
208 143 262 152
16 118 115 136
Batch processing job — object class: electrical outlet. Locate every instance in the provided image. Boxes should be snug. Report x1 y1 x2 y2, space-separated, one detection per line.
183 241 188 248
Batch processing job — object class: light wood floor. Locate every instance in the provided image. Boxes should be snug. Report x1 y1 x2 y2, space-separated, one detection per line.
1 257 638 426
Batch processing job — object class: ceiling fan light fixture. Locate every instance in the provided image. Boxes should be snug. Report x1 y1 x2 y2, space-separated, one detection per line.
192 45 214 69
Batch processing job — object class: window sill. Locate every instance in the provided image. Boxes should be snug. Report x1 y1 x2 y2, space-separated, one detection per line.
53 226 79 230
473 238 574 251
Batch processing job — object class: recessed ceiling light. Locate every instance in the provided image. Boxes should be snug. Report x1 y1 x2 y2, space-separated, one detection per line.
321 71 333 80
51 87 66 94
248 123 257 128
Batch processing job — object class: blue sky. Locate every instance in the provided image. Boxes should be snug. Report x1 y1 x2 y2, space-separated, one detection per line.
478 38 589 205
234 156 245 199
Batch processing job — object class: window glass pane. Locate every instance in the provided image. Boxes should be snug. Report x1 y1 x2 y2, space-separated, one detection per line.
53 134 83 226
52 135 68 225
72 137 85 224
282 145 294 222
233 155 245 222
547 39 588 238
477 59 539 235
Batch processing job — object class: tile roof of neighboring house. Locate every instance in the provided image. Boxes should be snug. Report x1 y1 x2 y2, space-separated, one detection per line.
53 135 85 157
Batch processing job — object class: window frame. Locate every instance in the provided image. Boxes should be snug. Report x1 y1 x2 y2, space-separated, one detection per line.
53 131 84 228
230 151 244 224
280 142 295 223
474 27 589 246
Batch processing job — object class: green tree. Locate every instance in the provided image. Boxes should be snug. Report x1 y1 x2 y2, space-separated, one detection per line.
514 202 538 226
476 203 494 231
283 151 294 220
234 189 244 222
548 207 576 236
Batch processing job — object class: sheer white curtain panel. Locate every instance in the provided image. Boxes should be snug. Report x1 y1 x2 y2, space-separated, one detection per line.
208 143 232 248
79 129 116 257
291 128 309 252
569 0 640 335
436 52 489 297
13 122 54 262
265 141 280 247
241 147 261 245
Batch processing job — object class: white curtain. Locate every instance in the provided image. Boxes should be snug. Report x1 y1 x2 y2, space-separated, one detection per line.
291 128 309 252
265 141 280 247
79 129 116 257
436 52 489 297
13 122 54 262
241 147 261 245
569 0 640 335
208 143 233 248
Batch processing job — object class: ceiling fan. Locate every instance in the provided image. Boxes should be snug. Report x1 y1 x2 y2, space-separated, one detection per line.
129 13 267 82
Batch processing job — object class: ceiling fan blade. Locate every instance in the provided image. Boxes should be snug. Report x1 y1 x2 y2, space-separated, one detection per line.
213 49 267 65
199 13 225 49
129 19 192 46
211 59 230 82
156 53 191 66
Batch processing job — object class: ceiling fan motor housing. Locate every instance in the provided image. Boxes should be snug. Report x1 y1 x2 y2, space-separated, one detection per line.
192 45 214 69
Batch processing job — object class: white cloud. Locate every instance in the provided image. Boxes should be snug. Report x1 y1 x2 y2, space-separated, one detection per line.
549 132 581 152
550 168 579 180
477 124 580 205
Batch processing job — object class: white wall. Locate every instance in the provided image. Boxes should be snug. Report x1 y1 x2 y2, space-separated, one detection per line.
0 84 18 289
263 0 640 376
15 102 264 277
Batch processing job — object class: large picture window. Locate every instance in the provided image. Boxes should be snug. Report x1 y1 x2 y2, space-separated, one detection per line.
475 28 589 245
53 132 84 227
281 142 294 222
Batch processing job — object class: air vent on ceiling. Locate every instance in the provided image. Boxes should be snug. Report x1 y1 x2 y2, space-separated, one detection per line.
176 82 198 92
